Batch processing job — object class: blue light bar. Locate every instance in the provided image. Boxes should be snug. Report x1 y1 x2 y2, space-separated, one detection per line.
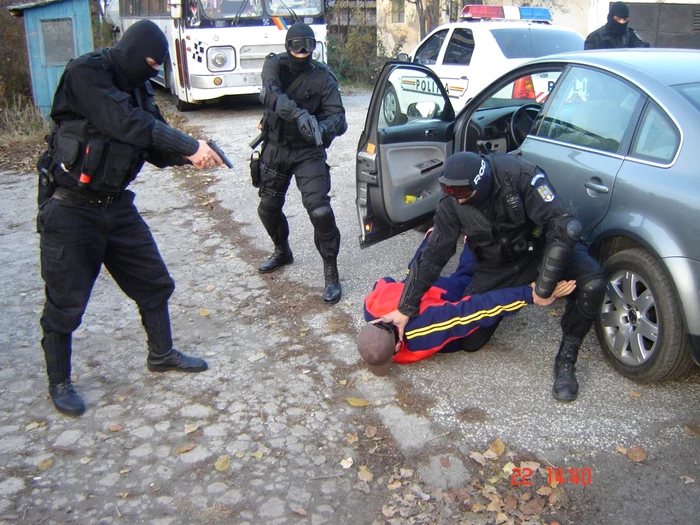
518 6 552 21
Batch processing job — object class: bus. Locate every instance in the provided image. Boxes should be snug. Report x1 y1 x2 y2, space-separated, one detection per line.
115 0 328 110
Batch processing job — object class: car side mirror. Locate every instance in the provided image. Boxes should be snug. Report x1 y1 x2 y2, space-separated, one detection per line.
407 101 439 120
396 53 410 62
170 0 182 18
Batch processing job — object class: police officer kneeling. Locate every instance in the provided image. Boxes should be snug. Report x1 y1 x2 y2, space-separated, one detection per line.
36 20 225 416
381 152 606 402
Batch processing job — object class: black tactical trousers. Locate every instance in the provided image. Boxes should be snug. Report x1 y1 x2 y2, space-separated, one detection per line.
258 144 340 260
37 190 175 337
464 243 604 346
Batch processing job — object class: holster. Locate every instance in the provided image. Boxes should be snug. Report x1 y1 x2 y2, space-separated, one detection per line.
37 151 57 207
250 150 261 188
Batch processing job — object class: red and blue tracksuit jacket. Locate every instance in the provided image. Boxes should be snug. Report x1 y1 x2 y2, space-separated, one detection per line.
363 244 534 364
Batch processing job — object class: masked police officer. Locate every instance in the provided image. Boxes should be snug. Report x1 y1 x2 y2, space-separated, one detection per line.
36 20 225 416
585 1 650 50
379 152 606 402
256 22 347 303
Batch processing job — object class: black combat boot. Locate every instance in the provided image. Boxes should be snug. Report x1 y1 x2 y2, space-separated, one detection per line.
147 348 208 373
141 305 208 373
322 258 342 304
552 335 581 402
258 242 294 273
43 333 86 416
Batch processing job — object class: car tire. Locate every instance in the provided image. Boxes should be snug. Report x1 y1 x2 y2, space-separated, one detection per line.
382 84 404 127
595 248 693 383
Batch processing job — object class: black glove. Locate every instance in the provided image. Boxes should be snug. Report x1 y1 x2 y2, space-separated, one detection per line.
292 109 316 144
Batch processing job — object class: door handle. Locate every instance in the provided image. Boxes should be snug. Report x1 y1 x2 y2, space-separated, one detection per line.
584 181 609 194
425 129 438 138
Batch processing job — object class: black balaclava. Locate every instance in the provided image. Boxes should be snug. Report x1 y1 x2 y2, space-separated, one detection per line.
107 20 168 89
440 152 494 208
606 2 630 36
285 22 316 71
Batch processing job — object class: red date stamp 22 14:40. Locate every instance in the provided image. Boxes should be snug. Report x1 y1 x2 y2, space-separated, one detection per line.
510 467 592 485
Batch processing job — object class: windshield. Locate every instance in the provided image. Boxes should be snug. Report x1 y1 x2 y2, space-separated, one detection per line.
673 82 700 112
199 0 321 20
490 28 583 59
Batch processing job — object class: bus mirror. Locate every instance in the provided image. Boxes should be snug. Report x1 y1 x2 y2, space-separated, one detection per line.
170 0 182 18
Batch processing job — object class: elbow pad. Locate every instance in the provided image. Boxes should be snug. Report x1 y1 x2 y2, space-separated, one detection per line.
535 241 570 298
152 120 199 156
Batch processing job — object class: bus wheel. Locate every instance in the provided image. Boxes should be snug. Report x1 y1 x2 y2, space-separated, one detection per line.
176 98 196 112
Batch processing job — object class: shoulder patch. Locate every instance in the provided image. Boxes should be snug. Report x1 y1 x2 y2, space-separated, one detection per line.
530 172 545 186
537 183 555 203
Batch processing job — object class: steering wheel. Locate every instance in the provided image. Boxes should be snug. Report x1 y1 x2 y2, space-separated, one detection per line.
509 103 542 147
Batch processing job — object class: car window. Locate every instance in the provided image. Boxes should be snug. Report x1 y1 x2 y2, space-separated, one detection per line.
536 67 641 154
630 102 679 164
379 69 447 128
673 82 700 112
443 28 474 66
489 28 583 59
413 29 448 65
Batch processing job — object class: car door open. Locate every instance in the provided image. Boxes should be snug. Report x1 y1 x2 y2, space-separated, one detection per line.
356 63 455 248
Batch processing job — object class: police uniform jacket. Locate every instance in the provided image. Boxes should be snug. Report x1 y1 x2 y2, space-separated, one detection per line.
259 53 347 149
584 25 650 50
398 154 570 317
47 49 188 195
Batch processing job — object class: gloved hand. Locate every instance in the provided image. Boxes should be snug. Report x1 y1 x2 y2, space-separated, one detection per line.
292 109 316 144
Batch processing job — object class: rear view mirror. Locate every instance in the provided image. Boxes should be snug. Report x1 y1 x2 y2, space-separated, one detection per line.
396 53 410 62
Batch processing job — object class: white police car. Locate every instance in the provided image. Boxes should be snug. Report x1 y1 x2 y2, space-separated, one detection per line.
382 5 583 125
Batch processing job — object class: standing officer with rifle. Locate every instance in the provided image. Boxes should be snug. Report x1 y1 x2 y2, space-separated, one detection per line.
36 20 230 416
253 22 347 304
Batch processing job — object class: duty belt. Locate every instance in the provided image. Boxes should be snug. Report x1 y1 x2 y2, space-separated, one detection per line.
53 187 121 208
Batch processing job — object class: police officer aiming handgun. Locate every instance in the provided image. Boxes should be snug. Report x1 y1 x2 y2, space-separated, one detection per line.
36 20 227 416
254 22 348 304
379 152 606 402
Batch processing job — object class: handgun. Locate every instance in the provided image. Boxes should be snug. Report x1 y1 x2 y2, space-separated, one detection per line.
309 115 323 147
207 140 234 169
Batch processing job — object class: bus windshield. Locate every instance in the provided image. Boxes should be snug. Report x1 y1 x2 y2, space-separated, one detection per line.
199 0 322 20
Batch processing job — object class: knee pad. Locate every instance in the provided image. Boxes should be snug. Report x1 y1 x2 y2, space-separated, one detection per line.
309 205 335 235
578 275 607 318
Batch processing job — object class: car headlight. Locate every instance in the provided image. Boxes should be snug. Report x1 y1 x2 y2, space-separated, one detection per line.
207 47 235 72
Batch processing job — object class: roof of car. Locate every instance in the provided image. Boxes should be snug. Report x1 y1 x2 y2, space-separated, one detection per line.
432 20 580 34
529 49 700 87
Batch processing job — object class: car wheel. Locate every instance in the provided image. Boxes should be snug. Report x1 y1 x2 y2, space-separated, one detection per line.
595 248 693 382
382 84 403 127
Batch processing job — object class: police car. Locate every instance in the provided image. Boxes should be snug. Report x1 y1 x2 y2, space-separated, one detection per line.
382 5 583 125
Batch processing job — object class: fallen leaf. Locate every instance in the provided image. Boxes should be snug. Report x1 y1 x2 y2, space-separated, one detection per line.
108 425 123 432
469 451 487 466
291 507 307 516
548 487 570 508
251 450 263 459
38 458 54 471
120 467 132 474
149 484 161 493
338 379 348 385
353 481 370 493
504 494 518 511
626 446 647 462
185 423 201 434
683 424 700 437
80 457 92 465
215 455 230 471
537 486 552 496
198 308 210 317
248 353 265 362
358 465 374 482
399 468 414 478
615 446 628 455
440 457 451 468
117 492 128 499
486 439 505 458
630 391 642 398
346 398 370 407
680 475 695 484
387 480 402 490
346 433 359 444
382 505 396 517
486 494 503 512
25 421 40 431
118 395 126 402
471 503 487 512
520 461 540 471
365 426 378 437
300 327 309 333
174 444 196 455
502 462 516 475
495 512 509 524
340 457 354 469
235 450 245 458
521 495 545 515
